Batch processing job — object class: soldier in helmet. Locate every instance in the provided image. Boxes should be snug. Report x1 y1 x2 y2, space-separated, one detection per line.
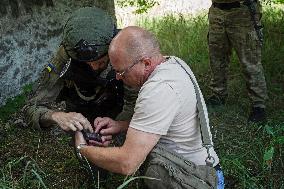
24 7 138 144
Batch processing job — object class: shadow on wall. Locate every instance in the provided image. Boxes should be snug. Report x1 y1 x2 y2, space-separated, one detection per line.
0 0 54 17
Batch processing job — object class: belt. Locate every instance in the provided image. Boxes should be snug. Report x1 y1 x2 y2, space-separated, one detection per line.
213 1 241 10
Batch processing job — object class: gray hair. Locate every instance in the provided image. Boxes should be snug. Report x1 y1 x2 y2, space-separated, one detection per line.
124 28 161 62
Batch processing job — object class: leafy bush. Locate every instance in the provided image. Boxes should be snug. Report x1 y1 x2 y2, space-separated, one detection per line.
116 0 159 14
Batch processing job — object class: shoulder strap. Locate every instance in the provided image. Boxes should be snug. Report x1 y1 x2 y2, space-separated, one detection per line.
174 57 215 166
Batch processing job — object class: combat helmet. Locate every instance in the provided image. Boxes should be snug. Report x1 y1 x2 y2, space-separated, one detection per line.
62 7 116 62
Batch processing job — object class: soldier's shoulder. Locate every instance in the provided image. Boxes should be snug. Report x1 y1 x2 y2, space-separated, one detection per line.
46 46 71 77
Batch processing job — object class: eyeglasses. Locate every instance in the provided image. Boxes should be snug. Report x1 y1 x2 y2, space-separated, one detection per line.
116 58 142 79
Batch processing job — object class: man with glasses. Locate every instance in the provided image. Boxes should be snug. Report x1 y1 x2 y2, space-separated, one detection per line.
74 26 224 189
24 7 138 140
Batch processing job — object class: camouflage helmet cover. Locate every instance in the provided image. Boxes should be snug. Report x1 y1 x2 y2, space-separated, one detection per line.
62 7 116 61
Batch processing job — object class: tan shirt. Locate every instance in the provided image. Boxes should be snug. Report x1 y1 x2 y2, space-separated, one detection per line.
130 57 219 166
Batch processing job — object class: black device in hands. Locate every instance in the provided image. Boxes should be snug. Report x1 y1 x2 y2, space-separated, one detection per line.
81 129 102 143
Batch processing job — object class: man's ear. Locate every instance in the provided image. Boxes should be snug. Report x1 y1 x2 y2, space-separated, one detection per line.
143 58 152 72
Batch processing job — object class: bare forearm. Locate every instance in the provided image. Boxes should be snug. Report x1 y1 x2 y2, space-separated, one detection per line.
80 146 133 175
75 128 159 176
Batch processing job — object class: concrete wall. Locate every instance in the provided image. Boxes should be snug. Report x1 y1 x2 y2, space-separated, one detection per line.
0 0 115 106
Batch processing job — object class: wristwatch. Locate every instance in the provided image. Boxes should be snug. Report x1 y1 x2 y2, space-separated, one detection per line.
76 143 87 159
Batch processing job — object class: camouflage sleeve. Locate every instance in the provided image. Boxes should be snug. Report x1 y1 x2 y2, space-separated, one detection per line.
115 85 139 121
24 46 69 129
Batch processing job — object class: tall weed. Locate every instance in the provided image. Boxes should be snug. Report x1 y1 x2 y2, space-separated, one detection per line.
0 156 47 189
138 6 284 189
0 4 283 189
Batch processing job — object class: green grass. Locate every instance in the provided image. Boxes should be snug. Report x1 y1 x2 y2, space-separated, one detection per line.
137 5 284 188
0 156 48 189
1 5 284 189
0 84 32 122
137 13 210 71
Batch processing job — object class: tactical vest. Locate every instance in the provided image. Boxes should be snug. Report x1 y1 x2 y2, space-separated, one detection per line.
59 59 124 120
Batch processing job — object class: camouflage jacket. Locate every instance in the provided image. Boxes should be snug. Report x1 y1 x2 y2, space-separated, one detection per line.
24 46 138 129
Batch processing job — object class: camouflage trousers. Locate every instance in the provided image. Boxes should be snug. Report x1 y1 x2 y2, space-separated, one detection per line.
208 2 268 108
141 143 224 189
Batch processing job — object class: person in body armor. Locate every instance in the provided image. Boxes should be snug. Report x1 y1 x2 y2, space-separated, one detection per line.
24 7 138 143
207 0 268 123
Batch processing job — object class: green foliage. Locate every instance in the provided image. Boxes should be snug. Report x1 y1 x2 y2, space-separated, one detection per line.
116 0 159 14
261 7 284 82
263 0 284 4
137 13 209 73
263 146 274 163
0 84 32 122
263 124 284 169
138 6 284 188
0 156 47 189
117 176 159 189
0 4 283 189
